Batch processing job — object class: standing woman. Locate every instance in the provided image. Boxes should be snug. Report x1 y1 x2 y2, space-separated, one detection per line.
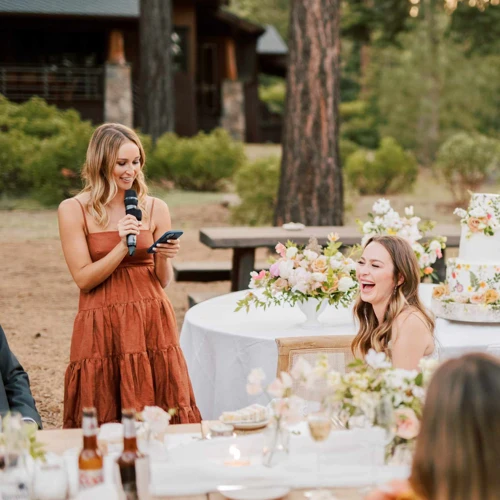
58 123 201 427
352 235 436 370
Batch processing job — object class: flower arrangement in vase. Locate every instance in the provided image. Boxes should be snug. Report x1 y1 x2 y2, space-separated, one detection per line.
358 198 446 281
292 350 439 464
235 234 358 327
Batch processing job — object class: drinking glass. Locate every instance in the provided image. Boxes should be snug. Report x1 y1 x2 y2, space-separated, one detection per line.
305 411 332 497
375 396 396 449
0 412 24 470
32 459 69 500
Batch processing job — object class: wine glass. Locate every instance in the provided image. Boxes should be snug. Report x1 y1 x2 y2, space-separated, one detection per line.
375 396 396 449
32 458 69 500
305 411 332 498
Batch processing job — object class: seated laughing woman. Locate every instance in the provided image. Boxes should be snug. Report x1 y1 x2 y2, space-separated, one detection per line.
352 235 436 370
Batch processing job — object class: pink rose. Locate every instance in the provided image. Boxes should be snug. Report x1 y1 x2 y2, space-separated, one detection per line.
275 243 286 258
270 262 280 277
470 292 485 304
394 408 420 440
254 270 267 281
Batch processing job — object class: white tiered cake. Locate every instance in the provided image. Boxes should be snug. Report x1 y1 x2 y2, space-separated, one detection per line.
431 193 500 322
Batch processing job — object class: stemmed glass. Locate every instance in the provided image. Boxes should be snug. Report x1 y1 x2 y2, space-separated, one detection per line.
305 411 332 497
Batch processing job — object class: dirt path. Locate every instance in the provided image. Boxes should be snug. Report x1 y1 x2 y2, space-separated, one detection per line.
0 202 244 428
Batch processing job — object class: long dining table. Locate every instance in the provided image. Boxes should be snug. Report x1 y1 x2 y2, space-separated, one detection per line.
37 423 390 500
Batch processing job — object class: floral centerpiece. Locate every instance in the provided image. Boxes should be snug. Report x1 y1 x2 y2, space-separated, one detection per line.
292 350 439 463
235 234 358 321
358 198 446 280
453 194 500 237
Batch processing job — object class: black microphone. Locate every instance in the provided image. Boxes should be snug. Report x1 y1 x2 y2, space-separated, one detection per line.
124 189 142 256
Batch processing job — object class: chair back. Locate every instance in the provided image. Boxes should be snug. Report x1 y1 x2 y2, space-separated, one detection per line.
275 335 356 404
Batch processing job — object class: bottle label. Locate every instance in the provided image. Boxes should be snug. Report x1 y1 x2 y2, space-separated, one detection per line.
79 469 104 489
82 416 98 437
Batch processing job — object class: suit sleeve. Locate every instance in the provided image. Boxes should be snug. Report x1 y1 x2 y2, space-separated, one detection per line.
0 326 42 429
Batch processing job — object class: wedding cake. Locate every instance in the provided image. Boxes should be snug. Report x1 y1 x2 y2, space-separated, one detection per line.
431 193 500 322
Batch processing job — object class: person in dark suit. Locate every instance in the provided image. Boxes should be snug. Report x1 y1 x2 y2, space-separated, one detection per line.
0 325 42 428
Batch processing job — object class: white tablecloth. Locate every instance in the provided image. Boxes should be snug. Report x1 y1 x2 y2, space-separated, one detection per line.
180 283 500 420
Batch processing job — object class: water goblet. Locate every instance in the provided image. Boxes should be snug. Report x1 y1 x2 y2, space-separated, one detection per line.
304 411 332 498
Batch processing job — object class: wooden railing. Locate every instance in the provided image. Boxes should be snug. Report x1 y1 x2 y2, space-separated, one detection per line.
0 65 103 101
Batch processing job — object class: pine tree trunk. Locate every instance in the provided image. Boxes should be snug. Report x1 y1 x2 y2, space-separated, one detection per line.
139 0 174 141
274 0 344 226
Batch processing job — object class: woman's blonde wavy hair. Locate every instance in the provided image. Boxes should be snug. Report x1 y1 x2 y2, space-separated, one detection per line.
411 353 500 500
80 123 148 228
351 235 434 359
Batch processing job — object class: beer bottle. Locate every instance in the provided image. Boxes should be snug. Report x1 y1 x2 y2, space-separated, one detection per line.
78 407 104 489
117 409 143 500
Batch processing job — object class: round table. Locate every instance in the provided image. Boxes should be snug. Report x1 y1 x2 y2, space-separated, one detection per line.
180 283 500 420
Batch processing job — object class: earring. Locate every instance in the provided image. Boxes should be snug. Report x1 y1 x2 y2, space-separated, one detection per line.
393 286 398 295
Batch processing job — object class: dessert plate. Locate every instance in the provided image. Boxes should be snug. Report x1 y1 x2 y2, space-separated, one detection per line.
217 485 291 500
282 222 305 231
219 418 270 430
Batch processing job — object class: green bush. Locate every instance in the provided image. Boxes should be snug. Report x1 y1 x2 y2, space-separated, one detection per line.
0 131 36 195
26 121 93 205
434 132 500 205
339 138 359 166
340 100 379 149
259 79 286 115
345 137 418 195
149 128 245 191
231 156 281 226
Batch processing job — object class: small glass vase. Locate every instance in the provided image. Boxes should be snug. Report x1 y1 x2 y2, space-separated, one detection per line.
297 298 328 329
262 418 290 468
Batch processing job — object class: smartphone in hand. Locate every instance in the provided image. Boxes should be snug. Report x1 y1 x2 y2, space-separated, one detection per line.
147 230 184 253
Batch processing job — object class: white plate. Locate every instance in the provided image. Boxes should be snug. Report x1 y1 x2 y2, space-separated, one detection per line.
219 418 270 430
217 486 291 500
282 222 305 231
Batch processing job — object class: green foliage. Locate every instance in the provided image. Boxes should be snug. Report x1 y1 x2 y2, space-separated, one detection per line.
434 132 500 204
340 100 379 148
0 96 92 204
339 139 359 166
231 156 281 226
259 76 286 115
345 137 418 195
227 0 290 41
149 128 246 191
0 130 36 195
26 120 93 205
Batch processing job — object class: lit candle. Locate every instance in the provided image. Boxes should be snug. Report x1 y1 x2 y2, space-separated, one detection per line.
224 445 250 467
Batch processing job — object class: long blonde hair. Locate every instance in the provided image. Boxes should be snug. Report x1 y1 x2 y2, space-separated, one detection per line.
351 235 434 358
411 353 500 500
80 123 148 228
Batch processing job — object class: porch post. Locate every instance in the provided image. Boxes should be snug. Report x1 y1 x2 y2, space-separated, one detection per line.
220 38 246 142
104 30 133 127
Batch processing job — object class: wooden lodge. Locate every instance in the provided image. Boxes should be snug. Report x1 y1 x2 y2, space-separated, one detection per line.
0 0 287 142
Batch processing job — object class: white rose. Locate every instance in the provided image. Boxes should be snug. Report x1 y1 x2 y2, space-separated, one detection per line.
329 258 342 270
311 272 327 283
429 239 442 251
469 207 487 218
338 276 355 292
363 222 374 233
286 247 298 259
303 249 319 261
453 208 467 218
404 206 414 216
365 348 391 370
372 198 391 215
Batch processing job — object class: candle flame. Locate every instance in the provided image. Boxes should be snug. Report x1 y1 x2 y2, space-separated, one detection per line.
229 445 241 460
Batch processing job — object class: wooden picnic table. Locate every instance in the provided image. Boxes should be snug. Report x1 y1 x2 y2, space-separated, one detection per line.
200 224 461 291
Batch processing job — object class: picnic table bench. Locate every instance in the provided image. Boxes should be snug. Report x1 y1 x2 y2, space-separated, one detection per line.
198 224 462 291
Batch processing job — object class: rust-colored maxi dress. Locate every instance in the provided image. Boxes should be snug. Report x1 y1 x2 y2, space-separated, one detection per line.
63 199 201 428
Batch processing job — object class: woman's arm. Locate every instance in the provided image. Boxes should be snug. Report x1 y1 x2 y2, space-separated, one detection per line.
150 198 179 288
58 198 139 293
391 313 434 370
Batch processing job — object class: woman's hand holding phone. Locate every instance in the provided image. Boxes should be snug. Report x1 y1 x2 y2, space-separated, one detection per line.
153 238 180 259
147 230 183 258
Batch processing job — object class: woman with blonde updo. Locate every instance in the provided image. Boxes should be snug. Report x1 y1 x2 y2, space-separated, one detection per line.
58 123 201 427
352 235 436 369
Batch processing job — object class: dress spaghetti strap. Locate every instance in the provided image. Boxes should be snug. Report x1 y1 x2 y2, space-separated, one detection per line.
74 198 89 236
149 198 156 231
